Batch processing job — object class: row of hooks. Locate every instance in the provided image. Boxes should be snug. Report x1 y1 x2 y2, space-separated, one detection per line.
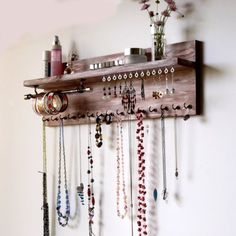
42 103 193 122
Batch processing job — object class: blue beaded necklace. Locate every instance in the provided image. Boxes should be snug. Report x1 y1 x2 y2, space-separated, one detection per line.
56 119 70 227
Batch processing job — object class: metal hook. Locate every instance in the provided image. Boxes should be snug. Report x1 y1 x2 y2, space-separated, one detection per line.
160 105 169 112
42 117 50 122
68 114 77 120
34 86 39 95
87 112 95 118
137 108 147 114
172 104 181 111
149 106 158 113
116 109 125 116
51 116 59 121
183 103 193 110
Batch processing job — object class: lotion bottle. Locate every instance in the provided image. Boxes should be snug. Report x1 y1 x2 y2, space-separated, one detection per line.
51 35 62 76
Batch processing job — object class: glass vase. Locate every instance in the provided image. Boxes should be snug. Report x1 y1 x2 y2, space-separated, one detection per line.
151 24 166 61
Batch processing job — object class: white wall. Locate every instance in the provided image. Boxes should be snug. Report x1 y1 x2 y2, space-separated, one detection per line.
1 0 236 235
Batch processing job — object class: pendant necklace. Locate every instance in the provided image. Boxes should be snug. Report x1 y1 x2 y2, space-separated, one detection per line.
161 108 168 200
136 111 147 236
87 117 95 236
116 118 128 219
77 125 85 205
42 121 50 236
56 119 70 227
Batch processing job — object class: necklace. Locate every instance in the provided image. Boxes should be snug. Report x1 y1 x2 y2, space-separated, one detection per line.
42 121 50 236
136 111 147 236
116 119 128 219
87 118 95 236
56 119 70 227
77 125 85 205
161 109 168 200
95 116 103 148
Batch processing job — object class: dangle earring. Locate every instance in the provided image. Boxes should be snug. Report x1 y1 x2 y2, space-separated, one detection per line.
114 83 117 98
152 69 164 99
170 67 175 94
136 111 147 236
102 76 107 100
87 117 95 236
77 125 85 205
119 82 122 97
161 106 169 200
95 116 103 148
129 81 136 114
116 118 128 219
164 68 170 95
122 82 129 112
141 78 145 100
57 119 70 227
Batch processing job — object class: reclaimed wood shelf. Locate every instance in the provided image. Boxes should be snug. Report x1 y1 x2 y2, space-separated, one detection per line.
24 40 202 126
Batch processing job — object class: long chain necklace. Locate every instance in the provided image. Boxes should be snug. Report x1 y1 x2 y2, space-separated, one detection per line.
116 119 128 219
77 125 85 205
56 119 70 227
87 118 95 236
136 111 148 236
42 121 50 236
161 110 168 200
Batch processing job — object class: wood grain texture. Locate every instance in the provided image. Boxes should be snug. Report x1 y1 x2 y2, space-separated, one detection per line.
23 40 201 126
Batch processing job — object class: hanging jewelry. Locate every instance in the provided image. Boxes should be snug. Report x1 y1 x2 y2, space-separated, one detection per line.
42 121 50 236
141 78 145 100
170 67 175 94
77 125 85 205
102 87 107 100
116 119 128 219
119 82 122 97
152 69 164 99
164 68 170 95
95 116 103 148
172 105 181 178
136 111 147 236
57 119 70 227
161 106 168 200
114 84 117 98
122 82 129 112
87 117 95 236
129 81 136 114
107 86 111 100
128 115 134 236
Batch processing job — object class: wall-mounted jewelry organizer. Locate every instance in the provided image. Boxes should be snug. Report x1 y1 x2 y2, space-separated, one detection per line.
24 40 202 126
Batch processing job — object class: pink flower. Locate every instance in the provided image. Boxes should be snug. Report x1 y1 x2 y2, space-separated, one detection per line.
162 10 170 17
139 0 149 3
165 0 174 4
141 3 150 10
169 3 177 11
149 11 154 17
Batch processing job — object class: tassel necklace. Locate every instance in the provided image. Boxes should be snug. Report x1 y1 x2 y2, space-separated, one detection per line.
42 121 50 236
116 119 128 219
56 119 70 226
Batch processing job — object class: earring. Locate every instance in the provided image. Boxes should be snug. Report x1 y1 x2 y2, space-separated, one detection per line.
114 84 117 98
141 78 145 100
152 69 164 99
170 67 175 94
164 68 170 95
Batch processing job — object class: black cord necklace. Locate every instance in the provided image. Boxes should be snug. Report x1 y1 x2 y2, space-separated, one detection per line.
56 119 70 227
42 121 50 236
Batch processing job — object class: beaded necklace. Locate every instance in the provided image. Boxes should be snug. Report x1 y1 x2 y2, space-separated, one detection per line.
56 119 70 227
87 118 95 236
136 112 147 236
116 119 128 219
42 121 50 236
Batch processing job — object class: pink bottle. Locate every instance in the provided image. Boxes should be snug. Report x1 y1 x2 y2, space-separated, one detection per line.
51 35 62 76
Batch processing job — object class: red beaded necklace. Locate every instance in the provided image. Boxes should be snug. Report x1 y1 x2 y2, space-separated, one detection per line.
136 112 147 236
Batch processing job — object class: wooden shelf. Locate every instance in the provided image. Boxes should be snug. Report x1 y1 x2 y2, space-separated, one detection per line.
24 40 202 126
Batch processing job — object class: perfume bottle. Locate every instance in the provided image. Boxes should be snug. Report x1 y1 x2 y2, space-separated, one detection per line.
51 35 62 76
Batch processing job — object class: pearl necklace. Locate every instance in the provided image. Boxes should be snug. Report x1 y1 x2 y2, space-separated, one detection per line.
116 119 128 219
